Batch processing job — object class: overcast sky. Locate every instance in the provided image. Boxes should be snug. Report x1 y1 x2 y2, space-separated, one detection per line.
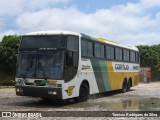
0 0 160 46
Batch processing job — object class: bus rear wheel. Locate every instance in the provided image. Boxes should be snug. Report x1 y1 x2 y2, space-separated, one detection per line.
74 83 89 102
127 80 132 91
122 80 127 93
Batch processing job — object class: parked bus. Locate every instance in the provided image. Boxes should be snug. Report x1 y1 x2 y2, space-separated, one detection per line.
15 31 140 102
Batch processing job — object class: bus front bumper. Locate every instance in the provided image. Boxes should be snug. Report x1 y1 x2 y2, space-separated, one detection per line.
15 85 62 99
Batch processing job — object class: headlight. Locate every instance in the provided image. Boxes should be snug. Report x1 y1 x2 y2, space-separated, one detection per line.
48 80 57 85
47 80 61 87
48 84 62 88
16 79 24 85
48 91 57 95
16 88 23 92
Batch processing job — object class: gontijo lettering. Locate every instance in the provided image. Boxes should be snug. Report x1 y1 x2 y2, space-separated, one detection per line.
115 64 129 70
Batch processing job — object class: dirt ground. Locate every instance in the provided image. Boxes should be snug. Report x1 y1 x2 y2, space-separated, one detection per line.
0 82 160 120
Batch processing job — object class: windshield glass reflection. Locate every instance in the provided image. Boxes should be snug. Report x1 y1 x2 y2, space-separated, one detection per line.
17 52 36 78
36 51 64 79
17 51 64 79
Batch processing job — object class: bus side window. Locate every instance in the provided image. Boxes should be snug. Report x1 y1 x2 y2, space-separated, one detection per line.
115 48 120 60
126 50 129 61
106 45 111 59
130 51 136 62
95 43 100 58
81 40 87 56
67 36 79 51
88 42 93 57
136 52 139 63
123 49 127 61
119 48 122 60
110 46 114 59
123 49 129 61
100 45 104 58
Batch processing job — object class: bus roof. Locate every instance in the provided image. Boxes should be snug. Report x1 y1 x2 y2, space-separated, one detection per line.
24 30 80 36
24 30 138 51
80 33 138 51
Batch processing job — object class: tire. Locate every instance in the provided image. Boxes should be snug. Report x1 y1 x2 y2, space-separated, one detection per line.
74 83 89 102
127 80 131 91
122 80 127 93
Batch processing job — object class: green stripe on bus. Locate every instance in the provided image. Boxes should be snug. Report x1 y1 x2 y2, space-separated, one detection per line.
91 59 106 92
81 33 99 41
99 61 111 91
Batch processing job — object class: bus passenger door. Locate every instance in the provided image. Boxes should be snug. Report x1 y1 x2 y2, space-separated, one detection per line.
63 51 78 82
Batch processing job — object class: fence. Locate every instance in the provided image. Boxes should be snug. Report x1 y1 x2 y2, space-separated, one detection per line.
140 67 151 82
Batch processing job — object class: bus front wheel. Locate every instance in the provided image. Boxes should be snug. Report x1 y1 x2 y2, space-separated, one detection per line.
74 83 89 102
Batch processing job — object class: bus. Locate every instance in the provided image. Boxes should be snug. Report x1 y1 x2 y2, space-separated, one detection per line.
15 30 140 102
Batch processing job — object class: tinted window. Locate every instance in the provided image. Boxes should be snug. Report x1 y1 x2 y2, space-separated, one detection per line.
126 50 129 61
130 51 136 62
17 51 64 79
95 43 100 58
115 48 120 60
100 45 104 58
67 36 79 51
123 49 127 61
135 52 139 63
88 42 93 57
21 36 65 48
17 52 37 78
81 40 87 56
106 45 111 59
110 47 114 59
106 45 115 59
119 48 122 60
36 51 64 79
115 47 123 60
123 49 129 61
64 51 78 82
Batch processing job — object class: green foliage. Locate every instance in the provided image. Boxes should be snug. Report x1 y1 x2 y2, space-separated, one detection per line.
137 45 160 72
0 80 14 86
0 35 21 75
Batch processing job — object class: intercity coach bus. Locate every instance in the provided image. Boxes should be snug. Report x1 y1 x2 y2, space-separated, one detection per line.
15 31 140 102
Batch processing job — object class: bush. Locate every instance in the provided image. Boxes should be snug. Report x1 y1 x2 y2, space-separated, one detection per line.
0 80 14 86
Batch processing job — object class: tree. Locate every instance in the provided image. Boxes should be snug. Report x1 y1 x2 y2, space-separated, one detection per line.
137 45 160 72
0 35 21 76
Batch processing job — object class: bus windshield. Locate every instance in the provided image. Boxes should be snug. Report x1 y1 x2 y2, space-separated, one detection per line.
17 51 64 79
17 35 79 81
